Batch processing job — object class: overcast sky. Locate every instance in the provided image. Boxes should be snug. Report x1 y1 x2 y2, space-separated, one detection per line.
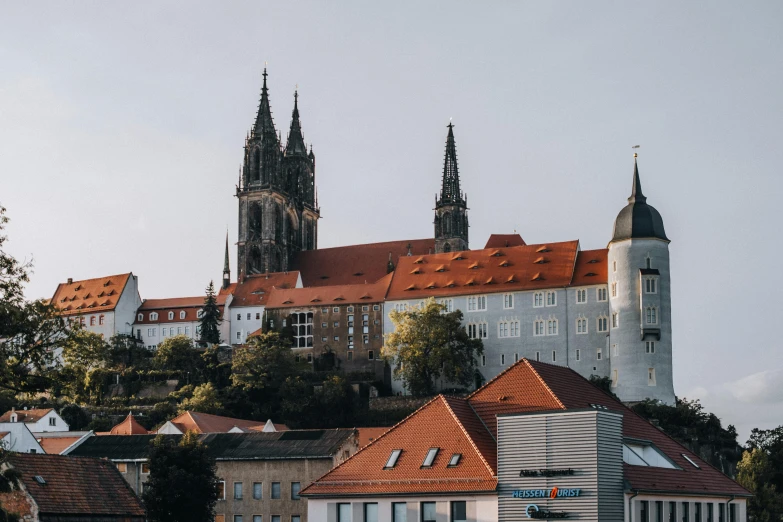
1 1 781 440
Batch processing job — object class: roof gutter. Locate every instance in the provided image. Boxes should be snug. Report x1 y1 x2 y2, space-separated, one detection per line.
628 489 639 522
727 495 735 520
625 488 751 499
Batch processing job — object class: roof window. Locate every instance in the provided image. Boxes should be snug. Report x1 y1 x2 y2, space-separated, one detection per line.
490 250 504 257
448 453 462 467
103 280 111 286
468 262 480 269
536 246 551 253
435 266 446 272
505 275 516 283
414 257 425 264
622 439 678 469
587 259 600 264
452 254 465 261
589 403 608 410
530 273 544 281
34 475 46 485
585 272 597 277
410 268 421 275
682 454 700 469
353 272 364 276
485 277 496 284
384 449 402 469
499 261 510 267
422 448 439 468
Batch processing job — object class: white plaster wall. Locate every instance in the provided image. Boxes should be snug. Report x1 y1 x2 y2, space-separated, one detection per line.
115 274 143 337
230 305 265 345
25 410 68 433
625 494 747 522
0 423 45 453
307 495 498 522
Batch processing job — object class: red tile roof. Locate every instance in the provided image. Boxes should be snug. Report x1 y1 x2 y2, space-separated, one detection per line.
570 248 609 286
8 453 145 516
293 239 435 287
107 414 150 435
225 272 301 307
385 241 580 301
484 234 526 249
356 427 390 448
50 274 132 316
36 435 86 454
301 396 497 497
265 273 393 309
135 296 226 324
0 408 53 424
166 411 265 434
304 359 749 498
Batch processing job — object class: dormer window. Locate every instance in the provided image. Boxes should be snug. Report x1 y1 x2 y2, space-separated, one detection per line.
448 453 462 467
196 309 203 319
384 449 402 469
150 312 158 321
179 311 186 319
422 448 439 468
168 312 174 320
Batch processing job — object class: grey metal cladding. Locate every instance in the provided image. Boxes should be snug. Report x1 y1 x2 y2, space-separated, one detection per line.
497 410 624 522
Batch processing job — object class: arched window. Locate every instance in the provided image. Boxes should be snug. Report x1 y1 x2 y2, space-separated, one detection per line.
99 315 105 325
252 149 261 182
443 243 451 253
168 312 174 320
646 306 658 324
180 311 186 320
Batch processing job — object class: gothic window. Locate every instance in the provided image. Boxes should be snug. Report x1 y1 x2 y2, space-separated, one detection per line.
249 246 263 274
252 149 261 182
443 242 451 253
443 212 451 235
646 306 658 324
275 205 283 243
249 204 263 240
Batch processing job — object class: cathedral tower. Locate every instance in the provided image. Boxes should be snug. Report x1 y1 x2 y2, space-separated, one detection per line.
236 70 319 277
608 156 675 404
434 123 469 253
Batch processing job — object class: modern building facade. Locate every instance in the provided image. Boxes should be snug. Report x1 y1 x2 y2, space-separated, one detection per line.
302 359 749 522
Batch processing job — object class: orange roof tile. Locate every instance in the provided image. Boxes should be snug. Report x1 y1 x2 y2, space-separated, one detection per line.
356 427 390 448
37 436 85 454
293 239 435 287
50 274 132 316
386 241 580 300
0 408 54 424
484 234 526 249
136 296 226 324
168 411 265 434
301 396 497 497
107 414 149 435
228 272 300 308
570 248 609 286
266 273 393 309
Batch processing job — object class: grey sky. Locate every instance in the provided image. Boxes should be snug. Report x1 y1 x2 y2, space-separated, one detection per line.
1 1 781 439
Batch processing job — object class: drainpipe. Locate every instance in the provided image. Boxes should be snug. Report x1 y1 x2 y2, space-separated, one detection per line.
726 495 735 522
628 490 639 522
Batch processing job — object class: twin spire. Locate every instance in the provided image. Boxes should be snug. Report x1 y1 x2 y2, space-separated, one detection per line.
251 67 309 156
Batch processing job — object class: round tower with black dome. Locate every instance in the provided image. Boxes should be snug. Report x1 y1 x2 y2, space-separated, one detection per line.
607 155 675 404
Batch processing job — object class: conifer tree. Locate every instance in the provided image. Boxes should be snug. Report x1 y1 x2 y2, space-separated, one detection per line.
199 281 221 346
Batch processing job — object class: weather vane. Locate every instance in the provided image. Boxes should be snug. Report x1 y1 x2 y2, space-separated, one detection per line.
632 144 640 158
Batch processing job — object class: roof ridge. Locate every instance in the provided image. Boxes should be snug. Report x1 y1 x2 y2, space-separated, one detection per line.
567 240 582 287
523 360 567 410
440 396 496 477
58 273 132 285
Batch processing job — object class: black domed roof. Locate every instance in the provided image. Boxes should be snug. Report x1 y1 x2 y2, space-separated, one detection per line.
611 159 669 242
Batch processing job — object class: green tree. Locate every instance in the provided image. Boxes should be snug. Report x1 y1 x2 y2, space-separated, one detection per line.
0 447 21 522
108 334 150 369
59 403 90 431
61 329 111 399
737 448 783 521
178 382 222 414
382 298 483 396
231 332 296 391
589 375 619 400
154 335 201 377
747 426 783 498
199 281 221 345
142 431 220 522
0 205 71 393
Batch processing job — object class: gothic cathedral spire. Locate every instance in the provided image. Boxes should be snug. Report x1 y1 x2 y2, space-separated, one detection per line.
434 122 469 253
223 232 231 290
237 69 319 279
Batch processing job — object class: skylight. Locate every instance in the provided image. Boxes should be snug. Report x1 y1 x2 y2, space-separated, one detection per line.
384 449 402 469
622 440 678 469
34 475 46 485
448 453 462 467
422 447 439 467
682 454 701 468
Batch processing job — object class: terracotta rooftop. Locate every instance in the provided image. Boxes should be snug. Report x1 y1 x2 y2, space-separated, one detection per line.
484 233 526 249
35 432 90 454
107 413 149 435
50 273 132 316
292 239 435 287
265 273 393 309
165 411 265 434
385 241 581 301
356 427 390 448
135 296 226 324
224 271 301 307
0 408 53 424
7 453 145 516
570 248 609 286
303 359 749 498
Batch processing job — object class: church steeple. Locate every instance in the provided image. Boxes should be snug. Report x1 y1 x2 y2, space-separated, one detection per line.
285 89 307 156
222 232 231 290
253 68 277 137
629 155 647 204
434 122 469 254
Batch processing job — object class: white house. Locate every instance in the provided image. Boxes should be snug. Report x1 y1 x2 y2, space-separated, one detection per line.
133 295 230 349
0 408 69 433
0 422 45 453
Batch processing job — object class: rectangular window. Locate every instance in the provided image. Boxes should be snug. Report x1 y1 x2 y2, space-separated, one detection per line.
162 327 167 336
597 317 608 332
237 314 241 320
385 449 402 468
347 351 353 361
695 503 702 522
576 349 581 361
670 502 677 522
597 287 608 301
552 350 557 362
501 354 505 365
719 503 725 522
254 517 262 522
577 288 587 303
347 306 354 313
256 312 261 319
217 481 225 500
451 501 467 522
477 295 486 310
392 502 407 522
707 503 714 522
334 321 339 327
49 417 56 426
292 517 300 522
612 312 619 328
641 501 649 522
291 482 300 500
272 517 281 522
481 355 486 367
271 482 280 499
730 504 737 522
546 291 556 306
234 516 243 522
373 305 380 311
514 353 519 362
657 501 665 522
237 331 242 340
363 335 369 344
535 351 540 361
646 341 656 353
646 277 658 294
577 317 587 334
597 349 602 360
321 336 327 342
648 368 657 386
646 306 658 324
185 326 190 335
612 369 618 387
612 344 619 357
682 502 690 522
503 294 514 309
234 481 243 500
337 504 351 522
117 463 127 473
322 322 327 328
534 292 544 307
368 350 374 360
141 463 150 474
333 307 340 313
547 319 558 335
364 503 378 522
611 282 618 297
421 502 436 522
534 320 545 336
441 299 454 312
253 482 262 500
177 327 182 335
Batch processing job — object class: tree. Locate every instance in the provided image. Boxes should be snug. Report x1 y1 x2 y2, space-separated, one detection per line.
382 298 483 396
0 205 71 393
108 334 150 369
589 375 619 400
61 329 111 399
59 403 90 431
142 431 220 522
747 426 783 499
178 382 222 414
153 335 201 377
231 331 296 391
0 447 21 522
737 448 783 521
199 281 221 345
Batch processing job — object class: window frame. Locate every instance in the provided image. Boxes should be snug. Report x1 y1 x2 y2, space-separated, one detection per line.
503 293 514 309
271 481 281 499
234 481 243 500
576 288 587 304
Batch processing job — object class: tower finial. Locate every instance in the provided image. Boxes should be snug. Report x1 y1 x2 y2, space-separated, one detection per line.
629 153 646 204
222 232 231 290
285 87 306 155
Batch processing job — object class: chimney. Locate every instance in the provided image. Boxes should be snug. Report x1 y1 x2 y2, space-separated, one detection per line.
67 278 73 284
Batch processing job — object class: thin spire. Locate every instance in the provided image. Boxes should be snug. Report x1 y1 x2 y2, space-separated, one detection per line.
224 232 230 274
253 67 277 136
438 121 462 204
629 154 647 204
285 88 307 155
